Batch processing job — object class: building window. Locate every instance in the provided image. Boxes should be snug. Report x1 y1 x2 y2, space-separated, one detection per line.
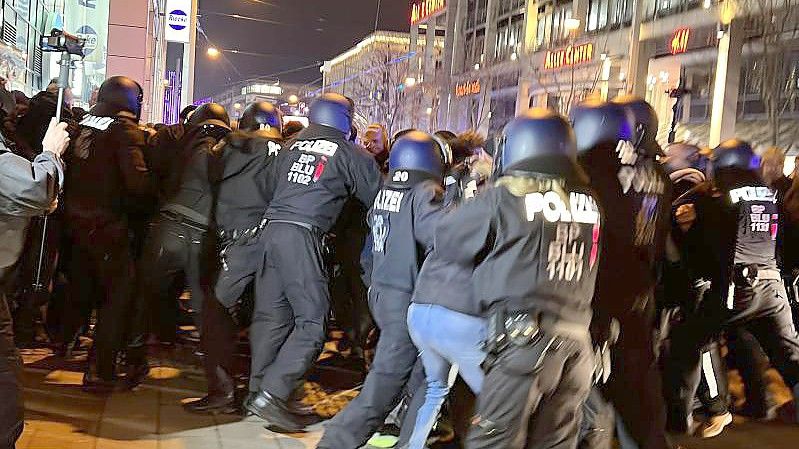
587 0 609 32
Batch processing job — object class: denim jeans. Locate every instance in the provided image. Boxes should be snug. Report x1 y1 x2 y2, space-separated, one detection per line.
406 303 486 449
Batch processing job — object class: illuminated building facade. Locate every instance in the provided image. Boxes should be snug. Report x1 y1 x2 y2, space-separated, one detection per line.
425 0 799 154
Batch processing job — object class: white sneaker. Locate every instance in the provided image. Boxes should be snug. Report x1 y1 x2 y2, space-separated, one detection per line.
696 412 732 438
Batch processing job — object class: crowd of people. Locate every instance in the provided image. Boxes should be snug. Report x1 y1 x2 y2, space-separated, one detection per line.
1 73 799 449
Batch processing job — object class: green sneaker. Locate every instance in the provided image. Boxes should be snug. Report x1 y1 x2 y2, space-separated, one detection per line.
367 433 399 448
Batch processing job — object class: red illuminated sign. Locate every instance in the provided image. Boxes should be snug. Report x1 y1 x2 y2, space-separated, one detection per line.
411 0 446 25
455 80 481 97
544 43 594 70
670 28 690 55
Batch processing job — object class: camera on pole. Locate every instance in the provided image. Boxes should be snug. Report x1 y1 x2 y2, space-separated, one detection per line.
30 29 85 294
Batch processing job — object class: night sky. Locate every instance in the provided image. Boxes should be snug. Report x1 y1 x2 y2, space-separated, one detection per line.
195 0 413 98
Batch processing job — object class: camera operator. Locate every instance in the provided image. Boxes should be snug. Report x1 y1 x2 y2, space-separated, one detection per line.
1 113 70 448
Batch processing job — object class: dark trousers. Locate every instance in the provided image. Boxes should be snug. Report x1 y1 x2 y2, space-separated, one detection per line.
318 287 418 449
63 222 133 380
467 334 593 449
0 267 22 449
133 215 206 343
603 300 670 449
726 328 770 416
694 341 729 416
200 295 238 394
249 222 328 399
578 388 615 449
665 279 799 430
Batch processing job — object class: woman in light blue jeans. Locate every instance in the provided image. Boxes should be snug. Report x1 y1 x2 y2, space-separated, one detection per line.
406 302 487 449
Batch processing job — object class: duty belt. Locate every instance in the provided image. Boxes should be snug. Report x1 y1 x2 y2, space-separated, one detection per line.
160 210 208 232
734 265 781 286
487 305 590 355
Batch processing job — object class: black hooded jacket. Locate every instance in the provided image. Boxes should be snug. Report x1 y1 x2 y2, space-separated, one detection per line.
160 126 225 226
215 130 282 231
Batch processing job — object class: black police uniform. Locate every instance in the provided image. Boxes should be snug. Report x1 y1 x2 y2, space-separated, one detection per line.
318 172 445 448
62 111 155 383
248 122 381 408
664 172 799 429
438 178 599 449
574 100 672 449
133 108 230 347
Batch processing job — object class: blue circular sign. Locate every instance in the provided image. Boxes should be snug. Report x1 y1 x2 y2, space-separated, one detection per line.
168 9 189 31
76 25 97 56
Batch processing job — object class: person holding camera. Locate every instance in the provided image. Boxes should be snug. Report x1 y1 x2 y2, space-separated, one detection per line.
1 111 70 448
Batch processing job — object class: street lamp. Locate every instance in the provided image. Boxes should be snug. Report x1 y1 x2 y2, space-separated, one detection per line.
207 47 221 58
288 94 299 104
404 77 417 88
425 107 433 115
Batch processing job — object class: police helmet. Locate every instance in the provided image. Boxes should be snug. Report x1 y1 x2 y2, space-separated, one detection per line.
611 95 662 156
712 139 758 174
188 103 230 128
188 103 231 139
239 101 282 137
496 108 586 182
92 76 144 119
308 93 353 134
571 99 636 153
388 131 446 180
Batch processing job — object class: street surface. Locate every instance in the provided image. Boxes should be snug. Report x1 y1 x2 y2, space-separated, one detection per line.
15 343 799 449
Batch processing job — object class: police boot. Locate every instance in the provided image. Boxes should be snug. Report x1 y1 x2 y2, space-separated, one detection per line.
82 350 118 394
184 366 236 415
245 389 305 433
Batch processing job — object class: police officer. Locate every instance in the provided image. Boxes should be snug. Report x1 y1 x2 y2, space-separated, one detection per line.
572 97 672 449
317 131 448 448
664 139 799 430
245 93 381 432
184 101 283 414
61 76 156 391
434 109 601 448
132 102 230 342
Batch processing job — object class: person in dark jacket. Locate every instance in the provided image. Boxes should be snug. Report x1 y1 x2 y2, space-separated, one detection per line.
437 108 600 449
317 131 448 449
572 97 672 449
245 93 382 433
61 76 156 392
0 116 69 448
664 139 799 430
183 101 283 414
130 103 231 354
15 81 74 161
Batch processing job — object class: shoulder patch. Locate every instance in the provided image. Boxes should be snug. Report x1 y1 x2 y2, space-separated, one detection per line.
267 140 281 156
80 115 115 131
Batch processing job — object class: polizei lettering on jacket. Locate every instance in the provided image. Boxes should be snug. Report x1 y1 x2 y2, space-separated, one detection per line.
290 139 338 156
80 114 114 131
372 189 405 213
729 186 776 204
525 191 599 224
